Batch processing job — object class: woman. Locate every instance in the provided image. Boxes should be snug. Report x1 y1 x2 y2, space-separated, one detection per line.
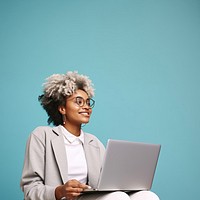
20 71 160 200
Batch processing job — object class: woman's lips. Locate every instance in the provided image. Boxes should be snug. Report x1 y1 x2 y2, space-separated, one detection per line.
79 112 90 116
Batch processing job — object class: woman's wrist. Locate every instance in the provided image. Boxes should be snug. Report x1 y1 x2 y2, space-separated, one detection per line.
55 185 64 200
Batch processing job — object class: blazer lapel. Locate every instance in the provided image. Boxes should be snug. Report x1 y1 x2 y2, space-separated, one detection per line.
84 135 102 187
51 127 68 184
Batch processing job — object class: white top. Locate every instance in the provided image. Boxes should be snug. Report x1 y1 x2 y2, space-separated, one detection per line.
60 126 88 184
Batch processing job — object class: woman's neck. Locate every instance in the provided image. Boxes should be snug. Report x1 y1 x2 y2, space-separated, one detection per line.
63 124 81 136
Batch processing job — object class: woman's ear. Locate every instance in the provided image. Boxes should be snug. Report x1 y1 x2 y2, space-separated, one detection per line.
58 106 66 115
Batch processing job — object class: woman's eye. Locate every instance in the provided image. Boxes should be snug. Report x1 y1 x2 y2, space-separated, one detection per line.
76 97 83 106
77 100 83 105
86 100 91 106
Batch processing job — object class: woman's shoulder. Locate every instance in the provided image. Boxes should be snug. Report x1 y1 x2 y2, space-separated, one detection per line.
32 126 53 134
84 132 105 149
84 131 99 141
30 126 60 140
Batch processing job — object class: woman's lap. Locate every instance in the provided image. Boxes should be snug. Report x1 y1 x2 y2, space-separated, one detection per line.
128 191 160 200
78 191 160 200
78 191 130 200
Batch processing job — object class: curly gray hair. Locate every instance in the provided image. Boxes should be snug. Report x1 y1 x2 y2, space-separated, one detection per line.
38 71 95 125
43 71 94 99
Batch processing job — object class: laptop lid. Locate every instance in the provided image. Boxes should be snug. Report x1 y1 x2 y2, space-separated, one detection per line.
96 139 161 191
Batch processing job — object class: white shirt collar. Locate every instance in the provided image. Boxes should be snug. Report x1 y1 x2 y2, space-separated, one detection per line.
60 125 84 144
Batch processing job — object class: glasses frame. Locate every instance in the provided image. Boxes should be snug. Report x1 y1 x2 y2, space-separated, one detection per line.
69 96 95 108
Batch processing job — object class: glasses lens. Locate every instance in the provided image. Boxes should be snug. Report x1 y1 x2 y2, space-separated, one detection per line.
88 99 95 108
76 97 84 107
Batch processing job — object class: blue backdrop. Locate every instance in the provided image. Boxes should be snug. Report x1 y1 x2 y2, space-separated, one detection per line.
1 0 200 199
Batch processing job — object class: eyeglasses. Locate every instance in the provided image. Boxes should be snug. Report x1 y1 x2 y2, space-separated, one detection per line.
70 96 95 108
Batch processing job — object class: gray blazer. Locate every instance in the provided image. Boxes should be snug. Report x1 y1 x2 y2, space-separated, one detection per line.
20 126 105 200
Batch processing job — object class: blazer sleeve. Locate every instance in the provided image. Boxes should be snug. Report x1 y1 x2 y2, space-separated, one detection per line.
20 130 56 200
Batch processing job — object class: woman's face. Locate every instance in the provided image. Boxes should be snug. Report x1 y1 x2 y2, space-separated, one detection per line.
59 89 93 127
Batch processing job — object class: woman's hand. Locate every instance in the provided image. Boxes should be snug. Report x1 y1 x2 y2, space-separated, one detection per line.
55 179 90 200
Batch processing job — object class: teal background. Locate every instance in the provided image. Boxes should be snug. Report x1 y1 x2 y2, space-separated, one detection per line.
1 0 200 199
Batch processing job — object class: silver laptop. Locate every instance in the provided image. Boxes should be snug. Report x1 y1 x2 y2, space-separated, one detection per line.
84 139 161 192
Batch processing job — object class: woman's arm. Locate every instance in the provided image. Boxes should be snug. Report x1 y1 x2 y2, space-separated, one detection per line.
20 132 56 200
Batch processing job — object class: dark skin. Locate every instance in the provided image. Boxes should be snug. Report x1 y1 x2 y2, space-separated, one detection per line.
55 179 89 200
55 90 92 200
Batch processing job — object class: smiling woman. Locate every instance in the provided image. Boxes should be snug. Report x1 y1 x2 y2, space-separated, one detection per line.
20 71 160 200
59 89 94 136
